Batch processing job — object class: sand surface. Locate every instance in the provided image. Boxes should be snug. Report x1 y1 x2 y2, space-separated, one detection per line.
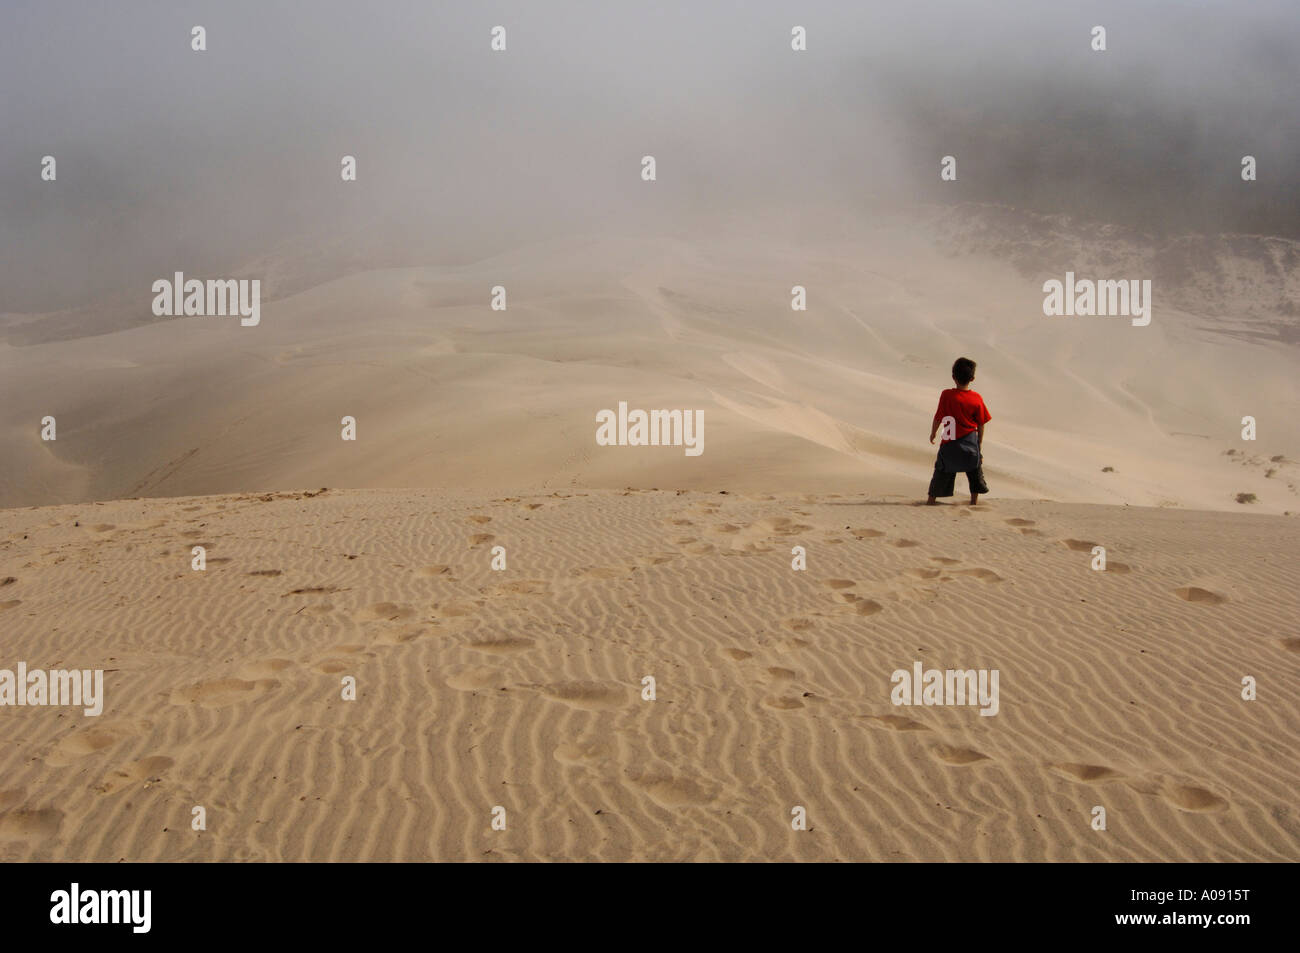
1 488 1295 861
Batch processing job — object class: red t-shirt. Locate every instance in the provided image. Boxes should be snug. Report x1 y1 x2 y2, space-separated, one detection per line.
933 388 991 443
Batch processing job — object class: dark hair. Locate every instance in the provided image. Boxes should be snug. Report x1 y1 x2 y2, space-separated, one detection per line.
952 357 976 385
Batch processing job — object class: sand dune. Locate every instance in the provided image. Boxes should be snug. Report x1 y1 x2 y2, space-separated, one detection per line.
0 488 1296 861
2 210 1297 513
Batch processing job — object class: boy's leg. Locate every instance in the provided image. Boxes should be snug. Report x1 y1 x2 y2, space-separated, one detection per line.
928 461 956 501
967 456 989 504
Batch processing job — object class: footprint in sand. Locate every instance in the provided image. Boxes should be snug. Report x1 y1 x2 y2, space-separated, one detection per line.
468 533 495 547
636 553 678 567
417 565 453 578
0 577 16 587
313 658 353 674
93 756 175 796
446 667 507 691
682 542 716 556
467 515 492 525
929 557 961 565
904 568 942 580
1104 561 1132 573
1281 638 1300 653
376 627 429 645
0 807 63 841
170 678 279 707
1163 784 1229 813
1062 539 1099 552
892 539 922 548
1005 518 1036 527
954 568 1002 582
247 569 283 577
282 585 340 597
491 579 548 595
839 594 884 616
765 666 797 681
540 681 626 710
237 658 295 679
724 648 753 661
1050 762 1122 783
1174 587 1228 605
851 528 886 539
823 578 856 589
762 695 805 710
867 714 931 731
760 517 812 536
0 600 20 611
553 741 609 768
469 637 534 655
431 599 482 619
578 567 624 580
625 772 716 808
782 617 815 632
932 745 990 765
355 602 416 622
46 727 131 767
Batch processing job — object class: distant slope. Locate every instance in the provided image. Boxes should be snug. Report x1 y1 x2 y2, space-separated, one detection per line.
1 209 1297 512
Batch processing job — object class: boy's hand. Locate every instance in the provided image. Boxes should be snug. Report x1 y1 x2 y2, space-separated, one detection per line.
929 432 937 445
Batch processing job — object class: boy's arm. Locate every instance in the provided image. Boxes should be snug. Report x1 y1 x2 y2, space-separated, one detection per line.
977 422 985 446
929 399 944 444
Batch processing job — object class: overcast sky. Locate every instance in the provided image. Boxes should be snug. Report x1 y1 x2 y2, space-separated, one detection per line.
2 0 1296 312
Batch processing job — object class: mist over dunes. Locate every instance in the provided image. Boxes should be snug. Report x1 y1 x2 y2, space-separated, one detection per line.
2 207 1296 513
2 0 1298 316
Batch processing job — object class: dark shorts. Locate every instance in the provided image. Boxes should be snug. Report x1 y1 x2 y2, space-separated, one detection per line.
928 431 989 498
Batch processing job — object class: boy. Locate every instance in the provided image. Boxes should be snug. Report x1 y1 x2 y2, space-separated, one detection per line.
926 357 991 505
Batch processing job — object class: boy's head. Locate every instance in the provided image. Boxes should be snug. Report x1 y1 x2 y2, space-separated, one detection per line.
952 357 977 386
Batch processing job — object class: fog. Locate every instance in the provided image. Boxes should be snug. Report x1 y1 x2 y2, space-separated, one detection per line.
2 0 1296 316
